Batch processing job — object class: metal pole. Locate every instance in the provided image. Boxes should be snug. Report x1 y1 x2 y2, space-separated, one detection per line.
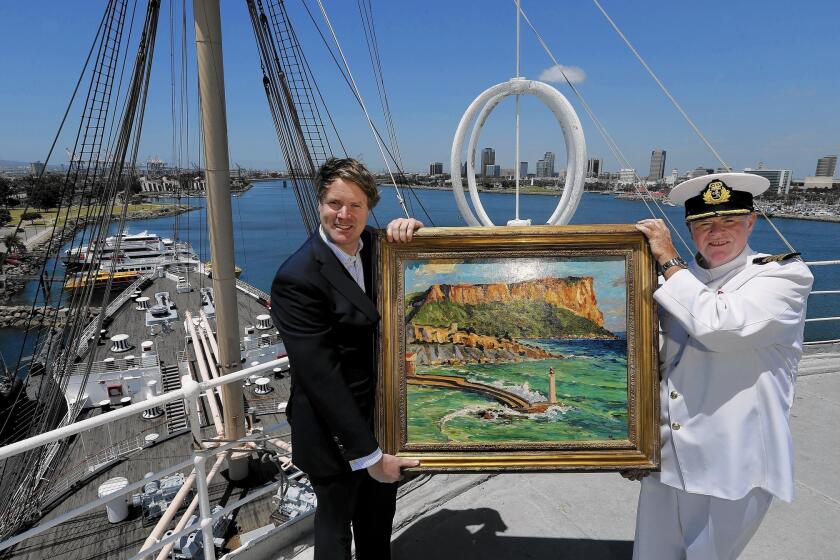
515 0 521 220
193 455 217 560
192 0 248 480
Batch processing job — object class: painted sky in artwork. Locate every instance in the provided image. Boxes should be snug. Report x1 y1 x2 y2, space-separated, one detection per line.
405 256 627 332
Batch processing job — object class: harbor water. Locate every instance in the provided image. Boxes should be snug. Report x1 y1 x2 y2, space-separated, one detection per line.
1 181 837 371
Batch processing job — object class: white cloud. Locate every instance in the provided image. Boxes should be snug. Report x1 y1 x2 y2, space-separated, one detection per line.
539 65 586 84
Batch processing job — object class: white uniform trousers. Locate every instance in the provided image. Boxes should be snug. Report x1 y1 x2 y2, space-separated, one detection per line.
632 476 773 560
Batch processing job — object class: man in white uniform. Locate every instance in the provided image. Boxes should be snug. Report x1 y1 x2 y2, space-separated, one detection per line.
630 173 813 559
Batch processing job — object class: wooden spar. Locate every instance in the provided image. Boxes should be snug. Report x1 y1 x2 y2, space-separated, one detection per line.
192 0 248 480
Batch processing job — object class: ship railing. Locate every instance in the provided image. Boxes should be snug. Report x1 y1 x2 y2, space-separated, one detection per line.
71 353 160 376
235 278 271 303
75 271 158 358
42 418 169 505
803 259 840 345
0 357 289 560
192 262 271 303
248 395 288 416
242 332 283 351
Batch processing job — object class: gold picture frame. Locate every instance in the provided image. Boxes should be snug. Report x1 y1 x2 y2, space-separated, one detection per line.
376 225 660 472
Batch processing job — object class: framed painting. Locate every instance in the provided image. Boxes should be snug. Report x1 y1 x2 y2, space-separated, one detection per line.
376 225 660 472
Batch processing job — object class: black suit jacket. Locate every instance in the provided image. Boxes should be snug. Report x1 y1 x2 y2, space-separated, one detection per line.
270 227 380 478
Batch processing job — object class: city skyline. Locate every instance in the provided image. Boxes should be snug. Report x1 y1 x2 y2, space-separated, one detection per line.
0 1 837 178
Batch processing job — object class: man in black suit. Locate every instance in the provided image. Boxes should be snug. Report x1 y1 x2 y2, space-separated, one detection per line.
270 158 421 559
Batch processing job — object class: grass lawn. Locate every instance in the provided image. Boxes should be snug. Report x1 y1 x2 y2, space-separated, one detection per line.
8 203 172 225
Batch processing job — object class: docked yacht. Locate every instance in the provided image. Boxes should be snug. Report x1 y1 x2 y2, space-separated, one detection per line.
62 231 201 290
62 231 195 272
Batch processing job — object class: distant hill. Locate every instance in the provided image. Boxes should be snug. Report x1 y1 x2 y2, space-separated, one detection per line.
406 277 615 339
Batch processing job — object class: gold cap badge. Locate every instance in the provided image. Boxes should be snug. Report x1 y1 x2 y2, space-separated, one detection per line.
702 180 731 205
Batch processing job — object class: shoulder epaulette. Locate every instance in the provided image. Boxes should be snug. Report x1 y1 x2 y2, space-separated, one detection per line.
752 252 801 265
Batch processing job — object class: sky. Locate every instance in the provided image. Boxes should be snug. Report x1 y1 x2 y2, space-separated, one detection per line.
0 0 837 178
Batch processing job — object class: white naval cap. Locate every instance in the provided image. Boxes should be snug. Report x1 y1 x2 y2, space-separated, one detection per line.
669 172 770 221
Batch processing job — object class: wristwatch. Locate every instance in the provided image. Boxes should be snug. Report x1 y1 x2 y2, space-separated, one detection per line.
660 256 687 273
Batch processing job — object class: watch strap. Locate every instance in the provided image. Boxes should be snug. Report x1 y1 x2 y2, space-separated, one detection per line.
660 256 687 273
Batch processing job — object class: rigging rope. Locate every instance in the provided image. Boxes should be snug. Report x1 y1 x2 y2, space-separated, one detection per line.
0 0 161 537
298 0 435 225
515 2 693 255
314 0 410 218
589 0 798 254
356 0 404 171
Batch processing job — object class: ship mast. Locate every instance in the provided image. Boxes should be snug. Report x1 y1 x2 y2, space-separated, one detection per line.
192 0 248 480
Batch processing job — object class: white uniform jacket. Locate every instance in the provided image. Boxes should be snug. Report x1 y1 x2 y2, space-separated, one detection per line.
654 246 813 502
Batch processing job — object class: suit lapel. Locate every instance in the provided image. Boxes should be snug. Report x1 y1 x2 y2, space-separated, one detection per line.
312 231 380 322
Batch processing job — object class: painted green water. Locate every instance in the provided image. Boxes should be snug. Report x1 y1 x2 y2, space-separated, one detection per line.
406 338 628 445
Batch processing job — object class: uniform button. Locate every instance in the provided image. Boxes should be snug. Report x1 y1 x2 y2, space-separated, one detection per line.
671 422 681 430
670 391 679 399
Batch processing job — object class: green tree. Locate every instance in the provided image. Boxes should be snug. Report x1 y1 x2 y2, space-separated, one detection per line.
23 174 63 209
0 208 11 226
0 177 11 201
2 233 25 254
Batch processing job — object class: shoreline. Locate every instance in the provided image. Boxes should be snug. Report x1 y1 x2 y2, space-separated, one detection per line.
383 184 840 222
0 205 196 299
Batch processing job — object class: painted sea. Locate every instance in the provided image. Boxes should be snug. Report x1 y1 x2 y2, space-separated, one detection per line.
407 337 629 445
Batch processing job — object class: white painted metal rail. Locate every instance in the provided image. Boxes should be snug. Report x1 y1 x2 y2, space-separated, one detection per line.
803 259 840 345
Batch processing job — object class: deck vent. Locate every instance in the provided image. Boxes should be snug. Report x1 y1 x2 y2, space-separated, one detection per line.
142 380 163 419
136 296 150 310
103 357 116 370
256 314 272 330
254 377 272 395
98 477 129 523
110 334 131 353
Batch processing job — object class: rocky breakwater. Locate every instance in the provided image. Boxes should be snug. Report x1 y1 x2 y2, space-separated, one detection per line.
0 305 99 329
409 324 561 366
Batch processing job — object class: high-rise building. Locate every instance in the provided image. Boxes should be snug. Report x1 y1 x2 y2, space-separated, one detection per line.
519 161 528 178
483 164 500 178
429 162 443 175
480 148 495 177
816 156 837 177
619 168 636 184
688 167 712 179
536 152 556 177
586 158 602 177
744 168 792 194
29 161 45 176
648 149 666 181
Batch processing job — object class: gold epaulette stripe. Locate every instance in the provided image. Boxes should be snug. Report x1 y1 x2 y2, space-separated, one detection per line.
752 252 801 265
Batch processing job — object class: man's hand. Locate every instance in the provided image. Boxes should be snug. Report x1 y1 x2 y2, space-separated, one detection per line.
635 218 679 265
620 469 650 481
386 218 424 243
367 453 420 483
